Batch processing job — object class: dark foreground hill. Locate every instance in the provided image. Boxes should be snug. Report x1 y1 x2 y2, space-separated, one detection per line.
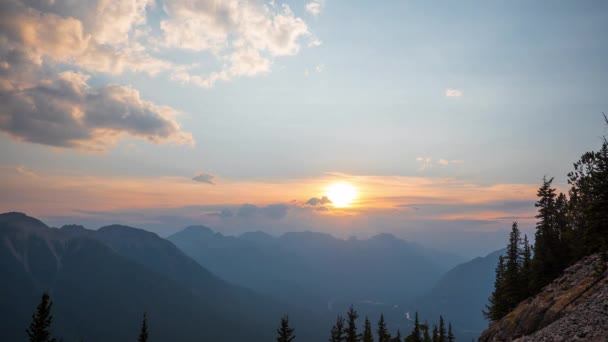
0 212 323 342
479 253 608 341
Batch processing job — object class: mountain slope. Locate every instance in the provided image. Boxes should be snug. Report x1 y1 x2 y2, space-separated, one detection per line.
169 227 450 306
168 226 462 332
479 253 608 341
0 213 321 341
415 248 505 340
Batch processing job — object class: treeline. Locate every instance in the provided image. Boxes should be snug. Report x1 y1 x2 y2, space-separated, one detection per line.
28 291 455 342
277 306 456 342
25 292 149 342
485 115 608 321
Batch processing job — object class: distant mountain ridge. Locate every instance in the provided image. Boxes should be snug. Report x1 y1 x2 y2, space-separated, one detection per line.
170 225 460 302
168 225 465 331
0 212 324 342
415 248 505 341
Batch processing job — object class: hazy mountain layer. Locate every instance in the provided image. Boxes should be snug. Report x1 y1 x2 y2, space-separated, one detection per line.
0 212 324 342
415 248 505 340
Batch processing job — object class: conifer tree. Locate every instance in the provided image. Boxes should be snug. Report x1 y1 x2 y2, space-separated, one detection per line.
138 313 148 342
390 330 401 342
555 192 572 266
377 313 391 342
438 316 446 342
404 312 421 342
26 292 58 342
568 117 608 257
484 255 507 320
503 222 522 310
431 325 438 342
329 316 345 342
520 234 533 299
345 306 359 342
447 323 455 342
532 176 560 292
421 321 431 342
276 316 296 342
362 317 373 342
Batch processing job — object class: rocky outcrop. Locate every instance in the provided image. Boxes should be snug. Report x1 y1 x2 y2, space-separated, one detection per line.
479 253 608 342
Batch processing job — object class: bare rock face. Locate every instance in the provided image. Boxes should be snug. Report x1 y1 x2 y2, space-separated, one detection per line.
479 254 608 342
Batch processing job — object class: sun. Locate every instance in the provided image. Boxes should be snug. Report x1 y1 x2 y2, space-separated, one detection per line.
325 182 358 208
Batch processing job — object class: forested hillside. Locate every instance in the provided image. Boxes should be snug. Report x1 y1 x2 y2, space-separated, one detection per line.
482 116 608 338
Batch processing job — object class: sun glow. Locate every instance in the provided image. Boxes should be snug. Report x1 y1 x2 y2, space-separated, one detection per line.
325 182 358 208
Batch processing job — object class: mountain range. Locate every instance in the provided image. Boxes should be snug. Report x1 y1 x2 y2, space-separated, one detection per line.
0 212 503 341
0 212 324 341
168 225 472 332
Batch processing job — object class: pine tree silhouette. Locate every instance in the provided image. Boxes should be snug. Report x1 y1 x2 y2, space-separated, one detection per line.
390 330 401 342
329 316 345 342
446 323 455 342
26 292 58 342
532 176 560 292
520 234 533 299
503 222 522 310
438 316 446 342
362 317 373 342
405 312 422 342
345 305 360 342
377 313 391 342
276 315 296 342
138 313 148 342
421 321 431 342
484 255 507 320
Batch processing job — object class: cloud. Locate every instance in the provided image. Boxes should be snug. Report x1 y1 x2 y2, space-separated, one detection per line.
306 196 332 206
304 64 325 77
416 157 464 171
0 0 197 150
15 166 37 178
308 38 322 47
262 204 290 219
416 157 433 171
237 203 290 220
0 0 318 99
160 0 312 87
0 0 172 77
192 173 215 184
445 88 464 97
208 208 234 218
306 1 323 16
0 69 193 151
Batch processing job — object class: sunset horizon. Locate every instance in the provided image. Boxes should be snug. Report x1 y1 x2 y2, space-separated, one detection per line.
1 1 607 341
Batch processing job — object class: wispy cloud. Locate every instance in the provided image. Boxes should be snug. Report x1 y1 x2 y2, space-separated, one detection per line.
306 0 324 16
416 157 433 171
445 89 464 97
304 64 325 77
15 166 38 178
417 157 464 171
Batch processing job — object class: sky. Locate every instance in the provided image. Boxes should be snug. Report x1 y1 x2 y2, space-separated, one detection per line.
1 0 607 257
